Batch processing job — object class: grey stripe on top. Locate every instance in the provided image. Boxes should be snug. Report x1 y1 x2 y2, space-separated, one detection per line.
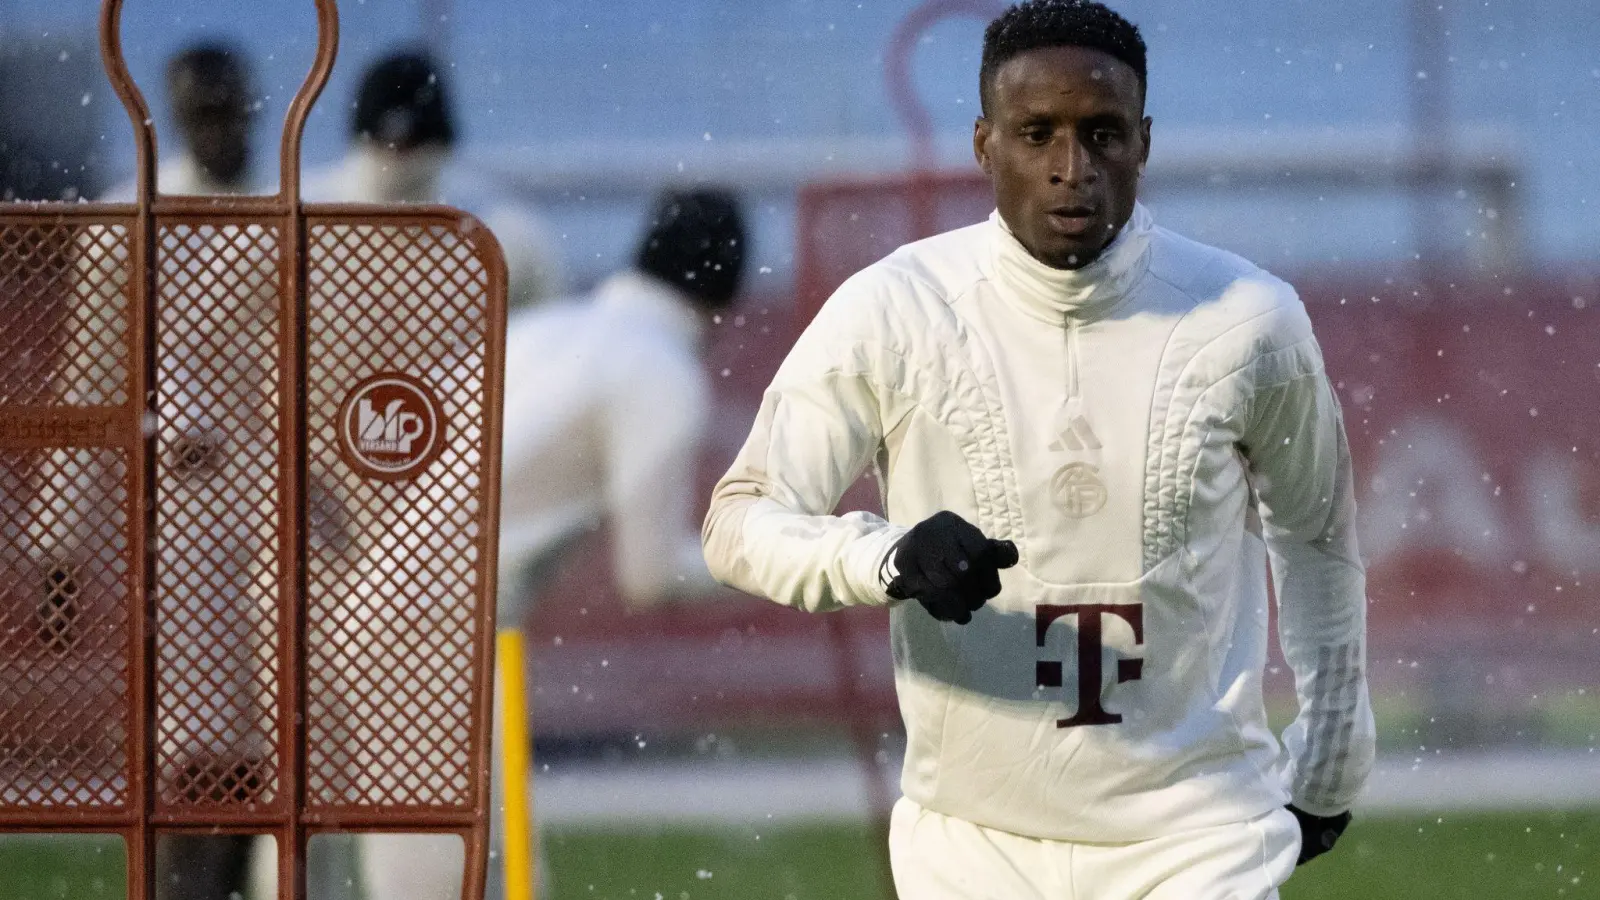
1303 642 1360 810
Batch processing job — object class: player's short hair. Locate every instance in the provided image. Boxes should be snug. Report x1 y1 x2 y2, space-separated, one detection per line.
353 51 456 150
166 42 251 112
980 0 1147 115
635 187 748 312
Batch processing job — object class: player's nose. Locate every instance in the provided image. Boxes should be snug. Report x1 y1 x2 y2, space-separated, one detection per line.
1049 138 1097 188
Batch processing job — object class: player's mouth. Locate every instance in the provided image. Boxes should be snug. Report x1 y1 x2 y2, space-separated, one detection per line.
1044 205 1098 238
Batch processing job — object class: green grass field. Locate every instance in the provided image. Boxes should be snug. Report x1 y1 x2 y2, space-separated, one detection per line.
0 834 125 900
543 812 1597 900
3 810 1593 899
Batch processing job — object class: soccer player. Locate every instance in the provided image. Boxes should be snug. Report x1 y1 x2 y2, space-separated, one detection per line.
92 45 267 900
103 42 258 200
98 43 362 900
491 186 745 612
360 186 748 900
702 2 1374 896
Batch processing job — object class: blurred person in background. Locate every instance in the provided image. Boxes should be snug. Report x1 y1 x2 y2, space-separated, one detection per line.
703 1 1373 897
297 48 567 900
94 40 273 900
100 40 362 900
360 186 748 900
103 41 258 200
304 49 565 310
492 185 746 614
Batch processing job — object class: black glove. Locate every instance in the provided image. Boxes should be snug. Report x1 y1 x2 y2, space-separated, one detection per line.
1288 805 1351 866
884 511 1018 625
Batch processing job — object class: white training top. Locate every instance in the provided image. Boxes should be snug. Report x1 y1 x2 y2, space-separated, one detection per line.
704 204 1375 841
497 270 720 613
101 154 255 201
301 145 567 310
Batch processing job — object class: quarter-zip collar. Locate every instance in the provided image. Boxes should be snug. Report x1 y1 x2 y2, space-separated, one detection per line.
988 202 1154 325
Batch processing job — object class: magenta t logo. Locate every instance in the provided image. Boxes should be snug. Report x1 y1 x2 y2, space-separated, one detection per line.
1035 603 1145 728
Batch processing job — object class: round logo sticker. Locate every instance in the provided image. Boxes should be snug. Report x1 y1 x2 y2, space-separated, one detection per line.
337 373 446 481
1051 462 1107 518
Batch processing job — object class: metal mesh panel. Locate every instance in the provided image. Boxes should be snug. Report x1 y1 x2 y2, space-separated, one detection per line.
0 449 132 809
303 221 490 810
0 222 130 406
5 8 501 895
153 223 284 810
0 216 135 814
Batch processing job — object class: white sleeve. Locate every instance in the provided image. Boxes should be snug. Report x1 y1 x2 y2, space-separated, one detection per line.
479 204 566 310
602 342 721 604
1241 322 1375 817
701 276 908 614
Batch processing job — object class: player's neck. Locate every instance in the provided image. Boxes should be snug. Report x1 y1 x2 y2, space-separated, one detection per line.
989 205 1153 323
347 143 446 204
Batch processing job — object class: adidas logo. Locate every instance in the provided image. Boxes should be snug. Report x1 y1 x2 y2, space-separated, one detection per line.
1049 415 1102 453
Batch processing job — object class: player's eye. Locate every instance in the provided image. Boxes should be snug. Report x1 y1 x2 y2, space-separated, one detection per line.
1089 128 1121 147
1020 126 1051 145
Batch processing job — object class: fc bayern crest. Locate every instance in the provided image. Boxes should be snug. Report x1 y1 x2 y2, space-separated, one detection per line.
337 373 446 481
1051 462 1107 518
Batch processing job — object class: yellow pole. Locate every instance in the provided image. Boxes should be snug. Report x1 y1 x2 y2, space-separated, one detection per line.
497 629 535 900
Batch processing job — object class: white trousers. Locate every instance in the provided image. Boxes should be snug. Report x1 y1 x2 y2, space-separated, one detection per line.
889 798 1301 900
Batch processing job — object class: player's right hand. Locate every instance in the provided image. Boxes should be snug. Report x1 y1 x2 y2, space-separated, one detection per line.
884 511 1018 624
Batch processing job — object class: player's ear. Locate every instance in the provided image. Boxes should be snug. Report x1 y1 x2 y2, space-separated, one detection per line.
974 117 994 175
1139 116 1153 173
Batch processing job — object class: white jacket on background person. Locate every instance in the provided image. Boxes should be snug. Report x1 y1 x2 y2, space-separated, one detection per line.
301 145 567 310
704 204 1374 841
496 268 720 613
101 153 256 200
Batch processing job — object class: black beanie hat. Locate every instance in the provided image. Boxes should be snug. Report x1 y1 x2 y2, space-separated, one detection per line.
352 51 456 149
635 187 748 312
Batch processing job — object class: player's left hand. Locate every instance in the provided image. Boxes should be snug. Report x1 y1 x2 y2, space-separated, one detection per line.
1287 804 1351 865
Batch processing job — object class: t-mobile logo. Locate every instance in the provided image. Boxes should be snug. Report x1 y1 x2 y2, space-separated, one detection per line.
1035 603 1145 728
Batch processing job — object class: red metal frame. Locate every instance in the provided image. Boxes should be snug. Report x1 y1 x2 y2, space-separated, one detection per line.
0 1 507 898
